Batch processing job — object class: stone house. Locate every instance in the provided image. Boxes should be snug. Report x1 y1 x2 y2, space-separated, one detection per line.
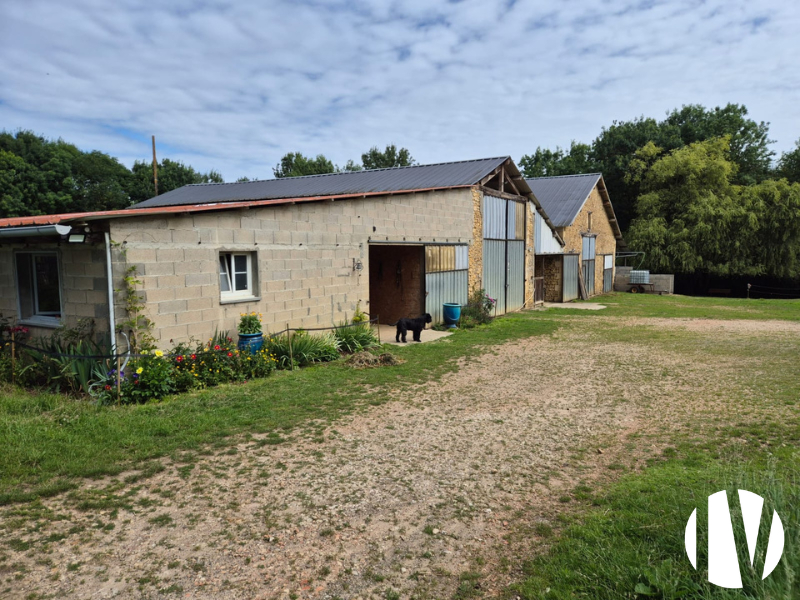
0 157 563 350
526 174 623 301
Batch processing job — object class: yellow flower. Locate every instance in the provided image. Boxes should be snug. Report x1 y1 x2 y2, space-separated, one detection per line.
154 350 164 357
136 367 144 374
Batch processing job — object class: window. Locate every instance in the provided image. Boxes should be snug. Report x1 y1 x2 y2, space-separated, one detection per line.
16 252 62 325
219 252 257 300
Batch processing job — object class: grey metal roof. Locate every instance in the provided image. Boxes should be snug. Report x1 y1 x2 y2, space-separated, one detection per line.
525 173 602 228
132 157 509 209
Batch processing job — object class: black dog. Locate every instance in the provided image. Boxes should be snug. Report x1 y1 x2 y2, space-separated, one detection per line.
393 313 432 343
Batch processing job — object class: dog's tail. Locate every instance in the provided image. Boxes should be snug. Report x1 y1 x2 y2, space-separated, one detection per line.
388 321 398 327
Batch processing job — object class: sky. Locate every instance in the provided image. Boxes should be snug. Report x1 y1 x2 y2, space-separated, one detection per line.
1 0 799 181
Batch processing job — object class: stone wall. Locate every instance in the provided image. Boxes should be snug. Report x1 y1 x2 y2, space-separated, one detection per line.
468 187 483 295
110 188 475 346
525 198 535 307
557 185 617 297
542 255 563 302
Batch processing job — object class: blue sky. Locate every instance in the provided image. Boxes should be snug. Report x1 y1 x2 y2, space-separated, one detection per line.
1 0 798 181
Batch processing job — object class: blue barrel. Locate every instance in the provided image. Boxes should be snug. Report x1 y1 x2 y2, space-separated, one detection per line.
443 303 461 328
237 332 264 354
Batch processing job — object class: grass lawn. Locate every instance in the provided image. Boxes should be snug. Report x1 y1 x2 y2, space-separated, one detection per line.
1 292 798 598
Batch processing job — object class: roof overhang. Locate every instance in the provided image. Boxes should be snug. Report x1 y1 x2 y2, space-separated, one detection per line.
596 176 624 243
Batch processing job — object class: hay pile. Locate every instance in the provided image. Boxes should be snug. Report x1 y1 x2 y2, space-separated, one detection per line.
346 351 403 369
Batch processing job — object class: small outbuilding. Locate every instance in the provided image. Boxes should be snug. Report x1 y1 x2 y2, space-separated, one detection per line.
0 157 562 349
526 173 623 301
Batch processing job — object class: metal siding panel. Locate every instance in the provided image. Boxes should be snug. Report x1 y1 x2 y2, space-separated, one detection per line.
506 200 515 239
482 240 506 314
483 195 507 239
426 270 468 323
563 255 579 302
440 245 455 271
455 245 468 270
534 209 562 254
603 269 613 293
506 241 525 311
534 210 543 254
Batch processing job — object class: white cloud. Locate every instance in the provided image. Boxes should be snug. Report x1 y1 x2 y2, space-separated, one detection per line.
1 0 799 181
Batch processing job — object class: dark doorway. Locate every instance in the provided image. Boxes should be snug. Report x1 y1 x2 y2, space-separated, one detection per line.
368 245 425 325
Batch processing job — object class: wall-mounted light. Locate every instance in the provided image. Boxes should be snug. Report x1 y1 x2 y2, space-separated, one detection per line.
68 233 86 243
353 258 363 272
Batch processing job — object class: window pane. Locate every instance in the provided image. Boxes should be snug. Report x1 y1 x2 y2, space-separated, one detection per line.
219 256 230 292
34 255 60 314
234 273 248 291
233 254 248 274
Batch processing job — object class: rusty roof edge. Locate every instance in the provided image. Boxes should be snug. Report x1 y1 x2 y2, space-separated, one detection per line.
597 175 624 242
0 185 477 229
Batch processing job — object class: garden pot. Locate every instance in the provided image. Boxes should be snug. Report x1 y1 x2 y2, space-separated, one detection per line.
237 332 264 354
442 303 461 329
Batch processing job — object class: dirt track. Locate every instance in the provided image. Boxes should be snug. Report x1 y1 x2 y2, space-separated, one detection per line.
3 317 794 599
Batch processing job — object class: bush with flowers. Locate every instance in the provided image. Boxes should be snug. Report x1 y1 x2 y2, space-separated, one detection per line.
238 312 263 335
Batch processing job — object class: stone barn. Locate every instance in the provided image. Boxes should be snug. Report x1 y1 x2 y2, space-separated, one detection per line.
0 157 562 349
527 173 623 301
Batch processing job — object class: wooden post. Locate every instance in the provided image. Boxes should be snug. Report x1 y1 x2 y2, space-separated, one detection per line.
286 324 293 369
152 135 159 196
376 317 381 345
116 356 122 403
10 331 15 385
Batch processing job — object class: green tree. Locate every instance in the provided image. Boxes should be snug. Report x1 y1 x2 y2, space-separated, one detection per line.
663 104 774 184
626 137 755 275
777 139 800 183
129 158 223 204
360 145 415 170
519 141 597 178
272 152 336 178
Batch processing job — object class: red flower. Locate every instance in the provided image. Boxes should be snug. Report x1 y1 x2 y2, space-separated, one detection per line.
227 352 233 357
134 380 139 385
191 354 197 360
104 385 111 391
214 345 221 351
176 355 184 362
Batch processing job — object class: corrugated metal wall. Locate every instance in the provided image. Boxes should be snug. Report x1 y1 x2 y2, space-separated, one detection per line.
583 259 595 295
483 239 507 314
603 269 613 293
482 194 526 315
483 196 506 240
534 209 562 254
425 243 469 323
506 241 525 311
563 254 579 302
426 270 468 323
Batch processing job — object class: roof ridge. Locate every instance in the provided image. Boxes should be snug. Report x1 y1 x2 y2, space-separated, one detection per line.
526 173 601 181
186 156 511 187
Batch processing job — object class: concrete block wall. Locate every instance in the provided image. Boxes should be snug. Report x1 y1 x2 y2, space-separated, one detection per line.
0 242 111 342
558 185 617 297
111 188 475 347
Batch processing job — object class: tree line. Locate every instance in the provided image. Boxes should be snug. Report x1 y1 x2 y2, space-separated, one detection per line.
0 131 414 218
518 104 800 279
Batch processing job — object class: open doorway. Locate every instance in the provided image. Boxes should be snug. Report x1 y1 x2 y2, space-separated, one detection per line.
368 244 424 325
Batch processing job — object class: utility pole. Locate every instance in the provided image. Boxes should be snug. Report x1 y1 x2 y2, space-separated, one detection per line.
151 135 159 196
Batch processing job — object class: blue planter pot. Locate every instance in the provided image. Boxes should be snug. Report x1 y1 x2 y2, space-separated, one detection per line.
443 303 461 328
238 332 264 354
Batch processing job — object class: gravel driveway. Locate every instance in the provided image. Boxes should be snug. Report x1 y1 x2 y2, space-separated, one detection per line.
4 317 795 600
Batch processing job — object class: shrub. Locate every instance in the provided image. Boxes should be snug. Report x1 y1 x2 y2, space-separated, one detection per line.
334 322 379 353
459 288 495 328
238 312 263 334
266 330 340 369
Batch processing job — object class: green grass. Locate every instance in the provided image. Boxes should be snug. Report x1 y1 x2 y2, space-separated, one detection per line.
551 292 800 321
0 312 557 504
513 429 800 599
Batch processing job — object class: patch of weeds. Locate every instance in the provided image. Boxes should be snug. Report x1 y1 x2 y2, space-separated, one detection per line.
66 562 81 572
533 522 553 538
320 528 334 537
158 584 184 594
557 495 571 503
7 539 31 552
148 514 173 527
319 566 331 577
384 588 400 600
454 571 482 599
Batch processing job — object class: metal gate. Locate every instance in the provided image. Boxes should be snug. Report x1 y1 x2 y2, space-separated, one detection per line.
563 254 579 302
482 195 525 314
582 236 597 297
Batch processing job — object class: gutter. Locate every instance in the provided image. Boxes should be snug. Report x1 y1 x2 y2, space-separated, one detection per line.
104 232 117 355
0 224 71 238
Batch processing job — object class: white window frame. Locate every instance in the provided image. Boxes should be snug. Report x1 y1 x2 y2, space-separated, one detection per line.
14 250 64 327
219 252 256 301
